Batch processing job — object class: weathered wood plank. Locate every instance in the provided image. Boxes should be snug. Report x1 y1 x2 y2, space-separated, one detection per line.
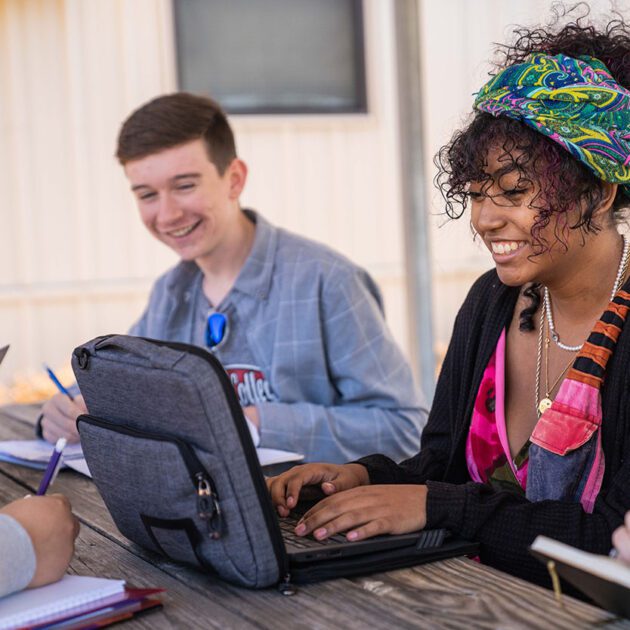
0 406 627 629
354 559 630 629
0 403 40 425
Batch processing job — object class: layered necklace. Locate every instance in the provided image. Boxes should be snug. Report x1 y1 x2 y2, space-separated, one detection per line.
535 309 575 416
536 234 630 417
543 234 630 352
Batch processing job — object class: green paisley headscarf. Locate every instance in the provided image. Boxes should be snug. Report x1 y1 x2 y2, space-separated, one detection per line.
474 53 630 194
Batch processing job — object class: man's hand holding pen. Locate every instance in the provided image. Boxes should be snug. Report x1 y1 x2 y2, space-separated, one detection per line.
40 392 86 444
40 366 86 444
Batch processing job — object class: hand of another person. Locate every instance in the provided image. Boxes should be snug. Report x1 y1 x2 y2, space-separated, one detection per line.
266 463 370 517
0 495 80 588
612 511 630 563
40 393 87 444
294 484 428 542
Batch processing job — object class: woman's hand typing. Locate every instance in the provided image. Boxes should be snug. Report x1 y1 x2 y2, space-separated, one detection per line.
266 463 370 517
294 484 428 542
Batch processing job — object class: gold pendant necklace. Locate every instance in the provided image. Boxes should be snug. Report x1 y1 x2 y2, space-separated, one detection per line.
537 345 573 414
538 396 552 415
537 331 555 414
535 302 577 417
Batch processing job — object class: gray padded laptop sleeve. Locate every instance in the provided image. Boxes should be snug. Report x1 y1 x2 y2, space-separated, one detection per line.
72 334 289 589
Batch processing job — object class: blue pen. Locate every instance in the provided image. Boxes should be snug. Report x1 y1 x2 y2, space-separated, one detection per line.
44 363 74 401
37 438 67 495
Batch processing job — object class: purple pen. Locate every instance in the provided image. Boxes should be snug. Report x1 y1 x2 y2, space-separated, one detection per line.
37 438 67 495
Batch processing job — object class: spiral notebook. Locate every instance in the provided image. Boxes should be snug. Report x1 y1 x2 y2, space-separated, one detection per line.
0 575 125 629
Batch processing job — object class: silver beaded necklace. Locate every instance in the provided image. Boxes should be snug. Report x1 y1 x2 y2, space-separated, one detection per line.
543 234 630 352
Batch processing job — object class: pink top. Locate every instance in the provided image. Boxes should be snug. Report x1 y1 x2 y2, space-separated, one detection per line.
465 329 529 492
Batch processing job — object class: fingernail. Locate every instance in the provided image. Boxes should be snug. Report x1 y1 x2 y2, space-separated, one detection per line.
347 531 358 541
287 495 295 507
295 523 306 535
314 528 327 539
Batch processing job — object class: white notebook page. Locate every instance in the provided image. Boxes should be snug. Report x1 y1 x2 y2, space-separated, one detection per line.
0 575 125 629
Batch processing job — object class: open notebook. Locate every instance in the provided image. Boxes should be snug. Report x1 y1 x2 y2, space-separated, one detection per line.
0 440 90 477
0 576 124 629
0 575 163 629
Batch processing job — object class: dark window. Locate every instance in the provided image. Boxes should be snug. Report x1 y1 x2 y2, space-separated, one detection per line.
173 0 367 114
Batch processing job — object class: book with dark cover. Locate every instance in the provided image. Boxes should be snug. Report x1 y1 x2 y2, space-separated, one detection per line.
530 536 630 618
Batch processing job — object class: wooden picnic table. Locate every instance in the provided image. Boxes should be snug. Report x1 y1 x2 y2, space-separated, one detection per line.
0 404 627 629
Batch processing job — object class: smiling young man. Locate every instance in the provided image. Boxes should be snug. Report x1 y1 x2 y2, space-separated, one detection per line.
40 93 427 463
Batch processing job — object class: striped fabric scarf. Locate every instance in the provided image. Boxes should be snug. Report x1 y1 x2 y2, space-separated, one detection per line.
474 53 630 194
527 277 630 512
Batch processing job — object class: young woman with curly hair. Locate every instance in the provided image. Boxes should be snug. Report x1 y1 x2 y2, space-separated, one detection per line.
267 12 630 589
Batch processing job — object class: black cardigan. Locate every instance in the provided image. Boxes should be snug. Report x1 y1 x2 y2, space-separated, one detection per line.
360 269 630 588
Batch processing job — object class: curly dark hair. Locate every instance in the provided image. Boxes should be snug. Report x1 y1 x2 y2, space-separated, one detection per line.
435 4 630 331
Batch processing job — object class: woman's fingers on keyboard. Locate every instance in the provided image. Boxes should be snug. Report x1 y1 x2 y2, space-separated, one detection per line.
295 485 428 540
267 464 349 515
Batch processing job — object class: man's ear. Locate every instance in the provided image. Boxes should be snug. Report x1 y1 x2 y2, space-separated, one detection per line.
226 159 247 200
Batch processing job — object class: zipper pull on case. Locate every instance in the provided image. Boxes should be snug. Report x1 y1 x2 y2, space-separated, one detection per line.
277 573 297 596
196 473 223 539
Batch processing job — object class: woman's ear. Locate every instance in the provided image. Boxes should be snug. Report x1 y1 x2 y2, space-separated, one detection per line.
592 181 618 220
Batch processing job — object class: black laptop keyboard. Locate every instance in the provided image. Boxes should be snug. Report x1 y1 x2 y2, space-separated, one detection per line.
278 514 351 548
278 512 449 552
278 513 447 550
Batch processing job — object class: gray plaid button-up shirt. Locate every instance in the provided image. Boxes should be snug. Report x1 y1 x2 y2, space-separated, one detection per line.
129 211 427 463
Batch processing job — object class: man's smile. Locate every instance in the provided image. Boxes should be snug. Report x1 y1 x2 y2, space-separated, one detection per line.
164 219 203 238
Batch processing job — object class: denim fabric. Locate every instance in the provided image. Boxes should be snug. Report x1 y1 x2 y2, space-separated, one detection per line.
526 436 599 504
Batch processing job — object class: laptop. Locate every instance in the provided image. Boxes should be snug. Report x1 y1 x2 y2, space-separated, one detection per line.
72 334 479 588
270 495 478 583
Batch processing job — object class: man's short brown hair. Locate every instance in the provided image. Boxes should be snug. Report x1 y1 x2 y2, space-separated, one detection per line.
116 93 237 174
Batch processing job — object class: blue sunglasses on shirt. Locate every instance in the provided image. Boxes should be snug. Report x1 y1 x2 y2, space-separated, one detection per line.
206 312 228 349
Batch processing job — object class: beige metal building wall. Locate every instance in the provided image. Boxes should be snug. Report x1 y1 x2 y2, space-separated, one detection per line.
0 0 178 391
